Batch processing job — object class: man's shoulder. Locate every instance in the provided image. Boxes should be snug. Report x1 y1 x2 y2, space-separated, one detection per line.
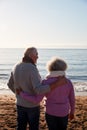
13 62 37 72
14 62 34 67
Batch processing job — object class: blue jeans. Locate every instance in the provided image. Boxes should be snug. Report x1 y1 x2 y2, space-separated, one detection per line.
16 105 40 130
45 113 68 130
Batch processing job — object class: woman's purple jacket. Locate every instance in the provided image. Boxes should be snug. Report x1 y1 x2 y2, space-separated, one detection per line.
20 77 75 117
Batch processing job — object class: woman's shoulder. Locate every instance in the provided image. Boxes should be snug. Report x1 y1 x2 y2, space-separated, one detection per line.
66 78 73 87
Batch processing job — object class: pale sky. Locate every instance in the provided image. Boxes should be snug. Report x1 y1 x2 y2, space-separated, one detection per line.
0 0 87 48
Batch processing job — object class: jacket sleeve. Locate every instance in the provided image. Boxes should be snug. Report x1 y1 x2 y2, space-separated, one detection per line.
30 66 50 94
7 72 15 93
69 81 75 114
20 92 44 103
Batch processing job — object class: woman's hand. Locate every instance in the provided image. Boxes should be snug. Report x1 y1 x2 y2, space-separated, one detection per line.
69 113 74 120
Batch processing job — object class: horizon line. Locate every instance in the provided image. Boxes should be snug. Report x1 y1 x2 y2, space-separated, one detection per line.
0 47 87 49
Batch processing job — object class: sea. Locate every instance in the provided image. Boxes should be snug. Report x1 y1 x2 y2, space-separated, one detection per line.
0 48 87 96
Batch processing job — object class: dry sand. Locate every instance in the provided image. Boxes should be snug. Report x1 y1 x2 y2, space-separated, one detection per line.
0 95 87 130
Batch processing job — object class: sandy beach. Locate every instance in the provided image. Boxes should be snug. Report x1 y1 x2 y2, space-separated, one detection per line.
0 95 87 130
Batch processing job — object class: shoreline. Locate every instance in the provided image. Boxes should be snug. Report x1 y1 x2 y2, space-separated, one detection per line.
1 81 87 96
0 89 87 96
0 94 87 130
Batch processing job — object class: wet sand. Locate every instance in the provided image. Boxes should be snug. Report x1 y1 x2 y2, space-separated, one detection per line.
0 95 87 130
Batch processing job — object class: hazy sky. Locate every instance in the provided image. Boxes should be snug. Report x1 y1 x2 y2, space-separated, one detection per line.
0 0 87 48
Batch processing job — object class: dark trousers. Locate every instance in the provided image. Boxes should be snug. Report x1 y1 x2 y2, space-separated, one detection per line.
16 105 40 130
45 113 68 130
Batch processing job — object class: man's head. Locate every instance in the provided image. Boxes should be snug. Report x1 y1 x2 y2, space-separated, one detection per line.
23 47 38 64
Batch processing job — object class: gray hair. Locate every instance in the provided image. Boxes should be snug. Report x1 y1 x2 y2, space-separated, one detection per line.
24 47 37 57
22 47 37 63
46 57 67 71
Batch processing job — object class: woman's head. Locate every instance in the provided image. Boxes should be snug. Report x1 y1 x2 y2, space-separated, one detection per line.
22 47 38 64
46 57 67 72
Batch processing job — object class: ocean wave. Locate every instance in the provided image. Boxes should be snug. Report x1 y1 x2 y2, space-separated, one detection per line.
73 82 87 92
0 81 87 93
